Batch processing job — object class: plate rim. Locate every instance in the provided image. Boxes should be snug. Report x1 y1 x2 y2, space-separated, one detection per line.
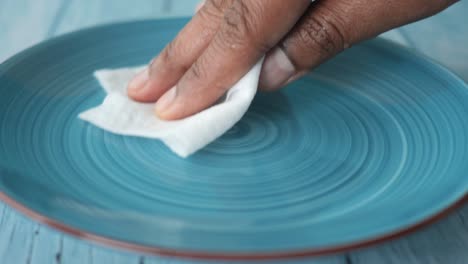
0 191 466 260
0 18 467 260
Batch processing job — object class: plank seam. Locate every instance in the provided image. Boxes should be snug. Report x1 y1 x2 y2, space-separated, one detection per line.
55 236 63 264
46 0 73 37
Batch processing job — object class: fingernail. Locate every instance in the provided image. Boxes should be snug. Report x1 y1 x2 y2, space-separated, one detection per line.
155 87 177 116
128 68 149 92
260 47 295 90
285 71 307 85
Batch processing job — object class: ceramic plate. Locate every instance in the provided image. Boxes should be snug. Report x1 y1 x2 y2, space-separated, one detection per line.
0 19 467 260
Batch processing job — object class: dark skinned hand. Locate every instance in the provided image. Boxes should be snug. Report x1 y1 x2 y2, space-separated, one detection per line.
127 0 458 120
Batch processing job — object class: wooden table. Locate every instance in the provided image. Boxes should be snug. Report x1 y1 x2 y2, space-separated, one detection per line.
1 1 467 263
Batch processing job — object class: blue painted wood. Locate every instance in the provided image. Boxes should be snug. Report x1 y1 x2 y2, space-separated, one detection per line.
350 203 468 264
51 0 200 36
396 2 468 81
0 206 36 263
0 0 64 62
29 226 62 264
379 29 409 46
63 236 138 264
0 0 467 263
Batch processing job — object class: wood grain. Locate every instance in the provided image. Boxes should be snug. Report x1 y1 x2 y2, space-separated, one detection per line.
0 0 467 263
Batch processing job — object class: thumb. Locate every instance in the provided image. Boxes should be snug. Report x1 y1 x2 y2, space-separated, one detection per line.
259 0 458 91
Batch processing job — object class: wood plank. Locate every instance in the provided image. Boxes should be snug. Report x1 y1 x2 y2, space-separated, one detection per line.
90 243 141 264
59 236 92 264
379 29 410 46
159 0 200 18
0 0 64 62
350 203 468 264
51 0 199 36
142 255 347 264
29 226 62 264
0 0 65 262
397 1 468 81
0 207 36 264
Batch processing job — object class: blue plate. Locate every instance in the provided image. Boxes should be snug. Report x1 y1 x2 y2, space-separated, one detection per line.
0 19 467 260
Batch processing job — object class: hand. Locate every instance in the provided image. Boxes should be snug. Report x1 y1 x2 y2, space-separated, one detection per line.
127 0 457 120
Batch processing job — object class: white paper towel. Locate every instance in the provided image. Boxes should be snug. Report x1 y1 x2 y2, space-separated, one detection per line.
79 60 263 158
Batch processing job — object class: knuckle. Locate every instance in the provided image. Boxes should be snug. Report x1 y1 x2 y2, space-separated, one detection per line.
199 0 231 20
422 0 456 15
156 41 187 72
218 0 267 53
159 42 176 65
293 11 347 60
206 0 229 13
186 57 210 82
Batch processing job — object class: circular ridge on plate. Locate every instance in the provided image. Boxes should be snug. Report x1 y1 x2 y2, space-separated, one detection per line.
0 18 467 259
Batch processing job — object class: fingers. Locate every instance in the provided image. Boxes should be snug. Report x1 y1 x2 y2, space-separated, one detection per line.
128 0 233 102
156 0 311 120
259 0 458 91
259 1 347 91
